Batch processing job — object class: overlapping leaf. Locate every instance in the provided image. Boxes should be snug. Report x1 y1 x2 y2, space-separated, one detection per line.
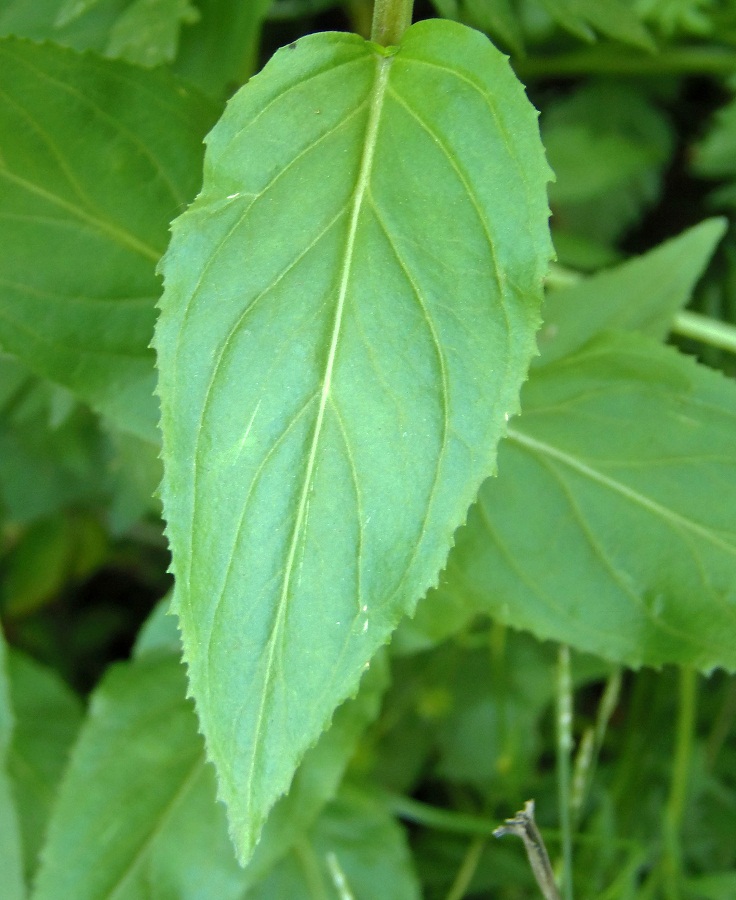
0 39 217 440
156 20 552 858
34 635 386 898
437 332 736 670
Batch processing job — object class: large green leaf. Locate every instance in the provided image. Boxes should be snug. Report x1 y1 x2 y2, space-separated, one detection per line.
437 332 736 670
538 219 726 366
155 19 552 858
0 39 216 441
6 652 83 881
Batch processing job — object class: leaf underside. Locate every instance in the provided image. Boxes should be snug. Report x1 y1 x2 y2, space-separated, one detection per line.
156 20 552 858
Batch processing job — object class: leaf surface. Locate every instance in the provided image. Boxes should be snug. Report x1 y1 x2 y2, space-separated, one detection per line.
437 332 736 670
0 39 216 440
155 19 552 858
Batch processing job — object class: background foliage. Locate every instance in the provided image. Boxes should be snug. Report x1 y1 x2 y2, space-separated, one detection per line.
1 0 736 897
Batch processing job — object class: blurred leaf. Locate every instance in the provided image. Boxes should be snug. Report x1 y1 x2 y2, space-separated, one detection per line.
543 82 673 245
6 651 83 881
634 0 717 38
246 786 421 900
34 648 387 898
2 515 107 618
105 0 199 66
538 219 726 366
537 0 654 48
684 873 736 899
133 595 181 658
33 653 247 900
3 0 198 67
0 627 24 900
156 20 552 861
693 94 736 182
438 332 736 671
0 39 217 441
174 0 273 97
106 428 162 533
0 362 109 525
459 0 525 55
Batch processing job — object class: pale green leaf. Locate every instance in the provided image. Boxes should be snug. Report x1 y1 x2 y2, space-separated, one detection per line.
155 20 552 859
437 332 736 670
693 95 736 181
246 786 421 900
538 219 726 366
0 39 216 441
6 652 83 881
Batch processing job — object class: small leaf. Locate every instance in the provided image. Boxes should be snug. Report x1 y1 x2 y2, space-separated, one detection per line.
438 332 736 671
538 219 726 366
155 20 552 858
0 39 217 440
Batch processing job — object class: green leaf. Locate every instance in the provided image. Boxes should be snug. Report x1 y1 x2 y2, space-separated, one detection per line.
105 0 199 66
0 360 110 525
693 94 736 181
33 646 387 898
538 0 654 48
6 652 83 881
34 653 246 900
246 786 421 900
459 0 525 55
0 39 217 441
155 19 552 859
542 82 673 245
0 627 24 900
538 219 727 366
437 332 736 670
174 0 274 98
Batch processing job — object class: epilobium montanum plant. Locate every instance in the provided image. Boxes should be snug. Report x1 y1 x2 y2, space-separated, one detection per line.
1 0 736 896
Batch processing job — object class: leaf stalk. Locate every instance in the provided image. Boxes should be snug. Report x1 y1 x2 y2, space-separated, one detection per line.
371 0 413 45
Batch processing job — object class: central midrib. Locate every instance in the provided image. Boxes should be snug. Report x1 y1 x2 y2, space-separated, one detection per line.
243 51 393 824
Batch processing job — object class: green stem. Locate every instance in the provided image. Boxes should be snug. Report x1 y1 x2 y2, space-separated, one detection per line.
556 646 574 900
445 837 486 900
514 46 736 79
370 0 413 45
662 668 697 900
671 310 736 355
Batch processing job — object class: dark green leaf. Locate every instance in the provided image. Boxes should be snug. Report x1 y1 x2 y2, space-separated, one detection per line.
438 332 736 670
538 0 654 48
0 39 217 440
155 20 552 858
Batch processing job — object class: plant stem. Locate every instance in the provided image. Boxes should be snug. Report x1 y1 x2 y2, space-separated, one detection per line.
514 46 736 79
662 668 697 900
556 646 574 900
445 837 486 900
370 0 413 45
671 311 736 355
